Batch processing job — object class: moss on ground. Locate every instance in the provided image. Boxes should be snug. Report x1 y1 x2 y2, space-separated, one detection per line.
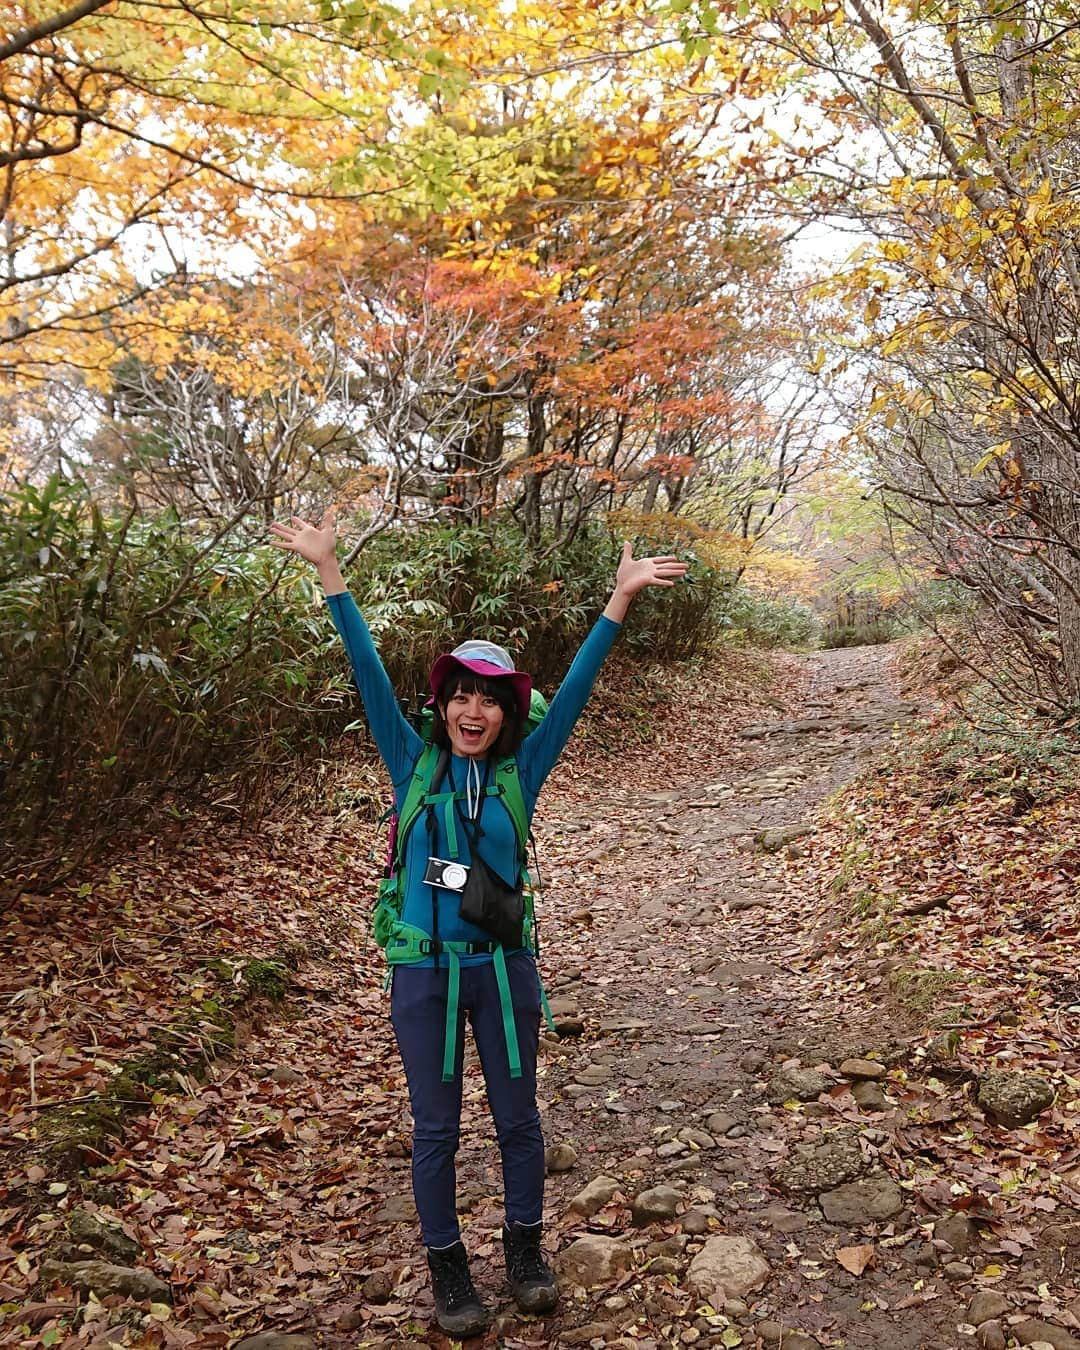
889 964 970 1017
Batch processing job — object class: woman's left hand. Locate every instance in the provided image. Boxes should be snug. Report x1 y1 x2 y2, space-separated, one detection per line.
614 541 689 598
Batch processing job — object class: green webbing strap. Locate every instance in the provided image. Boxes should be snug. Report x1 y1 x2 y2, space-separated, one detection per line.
396 743 440 865
539 979 556 1033
495 760 529 860
492 944 522 1079
443 796 458 859
442 947 462 1082
395 750 529 872
385 924 523 1083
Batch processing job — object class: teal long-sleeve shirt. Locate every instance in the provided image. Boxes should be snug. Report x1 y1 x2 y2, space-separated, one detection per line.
327 590 621 966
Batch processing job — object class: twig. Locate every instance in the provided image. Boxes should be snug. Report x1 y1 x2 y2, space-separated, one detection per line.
29 1053 37 1108
903 894 951 916
21 1095 148 1111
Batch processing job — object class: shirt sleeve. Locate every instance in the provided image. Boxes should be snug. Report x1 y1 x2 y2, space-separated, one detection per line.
518 614 621 798
326 590 423 791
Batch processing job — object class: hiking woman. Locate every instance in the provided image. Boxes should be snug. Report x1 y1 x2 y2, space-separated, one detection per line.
270 511 687 1335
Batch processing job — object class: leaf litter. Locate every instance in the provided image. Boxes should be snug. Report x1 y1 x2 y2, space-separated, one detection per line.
2 641 1078 1348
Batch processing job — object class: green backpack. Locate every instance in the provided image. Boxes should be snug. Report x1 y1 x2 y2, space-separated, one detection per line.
372 689 555 1081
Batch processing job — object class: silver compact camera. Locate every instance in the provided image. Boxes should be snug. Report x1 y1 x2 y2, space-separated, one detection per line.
423 856 470 892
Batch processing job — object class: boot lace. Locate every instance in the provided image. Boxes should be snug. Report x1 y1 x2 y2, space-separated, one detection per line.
430 1248 479 1309
507 1229 551 1285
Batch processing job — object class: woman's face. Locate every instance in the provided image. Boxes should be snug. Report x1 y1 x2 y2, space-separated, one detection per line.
440 686 505 759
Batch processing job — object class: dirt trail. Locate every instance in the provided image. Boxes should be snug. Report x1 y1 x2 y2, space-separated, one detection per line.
521 643 950 1350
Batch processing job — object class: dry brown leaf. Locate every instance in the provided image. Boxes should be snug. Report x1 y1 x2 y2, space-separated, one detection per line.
835 1243 875 1276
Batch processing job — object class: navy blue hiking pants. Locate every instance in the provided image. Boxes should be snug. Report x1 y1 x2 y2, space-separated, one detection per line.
390 951 544 1248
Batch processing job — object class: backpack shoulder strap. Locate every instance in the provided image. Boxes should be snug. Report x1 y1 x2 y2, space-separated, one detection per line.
395 742 443 867
494 756 529 858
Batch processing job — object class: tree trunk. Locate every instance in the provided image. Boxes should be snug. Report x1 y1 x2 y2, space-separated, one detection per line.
522 392 546 549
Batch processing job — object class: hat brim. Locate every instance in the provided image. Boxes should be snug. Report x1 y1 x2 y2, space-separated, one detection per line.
429 654 532 721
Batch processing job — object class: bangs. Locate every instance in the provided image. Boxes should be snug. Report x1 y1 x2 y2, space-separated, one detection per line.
442 671 515 711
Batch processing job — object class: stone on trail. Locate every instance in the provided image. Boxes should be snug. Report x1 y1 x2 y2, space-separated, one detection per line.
819 1174 904 1225
361 1269 394 1304
631 1185 683 1225
840 1058 886 1081
647 1255 680 1276
757 1203 809 1233
657 1140 687 1158
561 1322 620 1346
600 1017 650 1032
772 1130 864 1196
1013 1321 1080 1350
576 1063 613 1086
375 1192 416 1223
67 1209 140 1264
40 1259 172 1304
569 1175 621 1217
545 1142 578 1172
851 1080 887 1112
677 1127 716 1149
687 1234 771 1303
706 1110 738 1136
766 1068 830 1104
755 824 816 853
933 1212 978 1254
556 1235 633 1288
968 1291 1010 1325
977 1323 1007 1350
977 1071 1055 1128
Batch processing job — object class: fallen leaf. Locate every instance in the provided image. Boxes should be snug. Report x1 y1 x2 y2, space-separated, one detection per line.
836 1243 875 1276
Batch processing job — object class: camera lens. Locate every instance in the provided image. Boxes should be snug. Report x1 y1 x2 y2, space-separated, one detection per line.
443 863 468 890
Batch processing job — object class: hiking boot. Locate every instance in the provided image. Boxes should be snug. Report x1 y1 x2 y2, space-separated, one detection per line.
502 1221 559 1314
426 1241 489 1338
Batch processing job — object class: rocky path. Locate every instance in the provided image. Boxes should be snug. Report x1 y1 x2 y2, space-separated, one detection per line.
500 643 1076 1350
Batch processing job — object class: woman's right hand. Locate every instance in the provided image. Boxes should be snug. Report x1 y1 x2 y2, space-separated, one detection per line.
269 508 337 566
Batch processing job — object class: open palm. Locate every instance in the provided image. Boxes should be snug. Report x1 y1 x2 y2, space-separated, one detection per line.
269 510 337 566
615 541 689 597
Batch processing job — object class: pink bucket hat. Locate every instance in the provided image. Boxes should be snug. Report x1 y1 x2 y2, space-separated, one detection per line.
428 640 532 720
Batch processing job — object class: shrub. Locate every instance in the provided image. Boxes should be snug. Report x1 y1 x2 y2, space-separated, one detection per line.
351 516 727 703
720 589 821 648
0 484 794 877
821 617 900 648
0 476 347 877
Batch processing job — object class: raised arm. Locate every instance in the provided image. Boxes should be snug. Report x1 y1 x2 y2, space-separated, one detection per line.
269 511 422 787
521 542 688 793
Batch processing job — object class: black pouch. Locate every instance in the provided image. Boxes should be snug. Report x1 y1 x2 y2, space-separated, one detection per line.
458 852 524 949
